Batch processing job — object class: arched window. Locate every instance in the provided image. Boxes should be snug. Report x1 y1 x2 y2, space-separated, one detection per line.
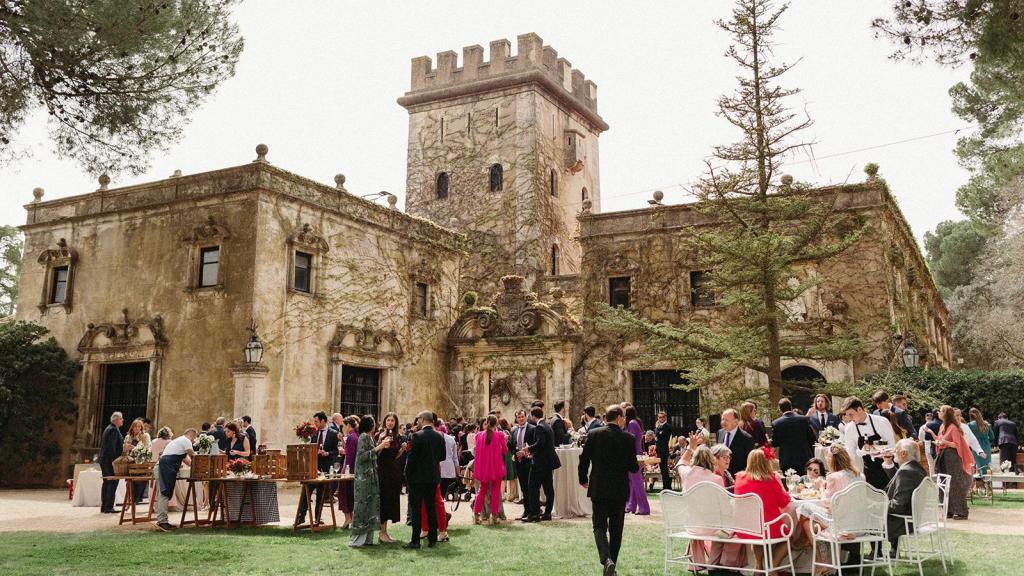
436 172 449 200
489 164 503 192
549 169 558 197
581 187 589 202
550 244 560 276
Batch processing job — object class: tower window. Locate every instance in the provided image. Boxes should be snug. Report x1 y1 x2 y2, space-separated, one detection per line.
582 187 589 202
549 169 557 197
440 117 444 142
609 277 631 309
50 266 69 304
489 164 503 192
550 244 560 276
198 246 220 288
494 108 499 126
436 172 449 200
690 271 715 307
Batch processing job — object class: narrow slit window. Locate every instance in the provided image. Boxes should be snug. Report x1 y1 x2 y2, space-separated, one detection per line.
440 117 444 142
489 164 503 192
436 172 449 200
549 169 557 197
550 244 560 276
582 187 589 202
415 282 429 317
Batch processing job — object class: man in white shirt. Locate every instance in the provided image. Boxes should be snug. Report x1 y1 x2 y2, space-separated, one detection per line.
155 428 197 531
842 397 896 490
439 428 461 496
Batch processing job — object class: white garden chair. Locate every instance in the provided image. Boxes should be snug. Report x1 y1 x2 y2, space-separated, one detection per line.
810 481 893 576
891 477 949 576
932 473 951 523
661 482 795 576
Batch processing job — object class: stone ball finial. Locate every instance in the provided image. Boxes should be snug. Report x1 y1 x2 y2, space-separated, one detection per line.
780 174 794 186
387 193 398 209
254 143 269 163
334 174 346 189
581 199 593 213
170 169 182 178
32 187 44 202
653 190 664 202
98 173 110 190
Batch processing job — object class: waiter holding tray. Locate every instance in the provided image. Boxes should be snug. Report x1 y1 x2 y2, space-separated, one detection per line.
840 397 896 490
155 428 198 532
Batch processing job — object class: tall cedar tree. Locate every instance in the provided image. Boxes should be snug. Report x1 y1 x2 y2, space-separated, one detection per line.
0 225 20 317
0 0 243 175
597 0 863 407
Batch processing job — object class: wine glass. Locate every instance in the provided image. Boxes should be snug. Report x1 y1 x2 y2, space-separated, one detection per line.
330 462 341 477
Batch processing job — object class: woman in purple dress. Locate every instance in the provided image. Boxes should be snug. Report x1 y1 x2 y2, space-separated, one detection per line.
338 415 359 529
624 405 650 515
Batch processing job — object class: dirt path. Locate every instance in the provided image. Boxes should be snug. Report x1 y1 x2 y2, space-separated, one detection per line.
1 488 1020 535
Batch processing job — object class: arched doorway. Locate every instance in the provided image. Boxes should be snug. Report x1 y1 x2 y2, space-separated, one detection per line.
781 365 827 413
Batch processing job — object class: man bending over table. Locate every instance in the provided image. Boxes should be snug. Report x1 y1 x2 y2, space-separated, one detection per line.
155 428 197 531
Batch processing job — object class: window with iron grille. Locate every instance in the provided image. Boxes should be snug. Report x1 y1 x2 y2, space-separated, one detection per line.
98 362 150 440
340 366 380 421
689 270 715 307
630 370 700 435
609 276 631 308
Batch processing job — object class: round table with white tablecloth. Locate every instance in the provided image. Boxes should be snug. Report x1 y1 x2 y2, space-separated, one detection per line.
553 447 591 518
71 469 125 507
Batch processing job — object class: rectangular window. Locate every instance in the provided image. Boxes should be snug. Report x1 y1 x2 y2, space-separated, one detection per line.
294 251 312 293
50 266 69 303
198 246 220 288
609 276 631 309
415 282 429 317
690 270 715 307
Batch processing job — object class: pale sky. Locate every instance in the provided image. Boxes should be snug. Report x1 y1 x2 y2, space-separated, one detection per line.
1 1 970 246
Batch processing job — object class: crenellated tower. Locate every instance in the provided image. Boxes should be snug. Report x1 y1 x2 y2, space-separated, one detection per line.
398 33 608 301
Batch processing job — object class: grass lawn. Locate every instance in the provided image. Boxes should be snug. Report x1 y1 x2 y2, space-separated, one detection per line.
0 520 1019 576
969 487 1024 509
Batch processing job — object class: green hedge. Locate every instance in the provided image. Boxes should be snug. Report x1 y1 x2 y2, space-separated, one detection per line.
824 368 1024 423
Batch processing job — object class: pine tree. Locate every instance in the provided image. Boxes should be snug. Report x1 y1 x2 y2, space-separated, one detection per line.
597 0 863 407
0 0 244 175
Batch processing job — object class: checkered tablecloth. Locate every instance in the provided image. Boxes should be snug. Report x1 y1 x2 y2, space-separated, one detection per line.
222 481 280 524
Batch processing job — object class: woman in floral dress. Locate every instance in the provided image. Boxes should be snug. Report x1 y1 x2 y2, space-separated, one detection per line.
350 415 392 547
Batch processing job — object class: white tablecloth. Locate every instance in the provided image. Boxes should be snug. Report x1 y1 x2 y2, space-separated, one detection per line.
71 469 125 507
553 447 591 518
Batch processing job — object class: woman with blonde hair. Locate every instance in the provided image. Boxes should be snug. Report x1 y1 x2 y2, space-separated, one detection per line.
934 405 974 519
733 449 792 571
795 444 862 547
125 418 151 503
739 401 768 448
150 427 173 461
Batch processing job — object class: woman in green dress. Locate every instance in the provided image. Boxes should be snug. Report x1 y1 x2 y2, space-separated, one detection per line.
350 415 392 547
968 408 995 474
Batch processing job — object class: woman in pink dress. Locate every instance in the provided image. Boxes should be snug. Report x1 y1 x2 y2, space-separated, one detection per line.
472 415 508 525
795 444 861 549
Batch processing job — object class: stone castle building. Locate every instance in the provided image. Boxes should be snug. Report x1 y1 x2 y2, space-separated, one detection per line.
14 34 952 473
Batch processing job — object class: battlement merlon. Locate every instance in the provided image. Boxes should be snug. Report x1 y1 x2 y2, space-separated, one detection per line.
397 33 608 133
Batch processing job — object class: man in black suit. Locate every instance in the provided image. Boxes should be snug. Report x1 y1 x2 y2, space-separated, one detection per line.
882 438 928 554
994 413 1019 473
508 409 535 511
209 416 229 454
405 410 445 549
550 399 571 446
807 393 841 436
654 411 673 490
98 411 125 513
242 415 257 454
872 390 916 438
296 411 339 526
771 397 817 475
525 406 561 521
579 405 639 576
716 408 754 477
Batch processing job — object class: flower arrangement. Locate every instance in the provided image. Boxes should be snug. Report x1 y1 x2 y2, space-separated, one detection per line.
818 426 841 445
193 433 215 455
295 421 318 443
1002 460 1015 474
783 468 800 491
227 458 251 475
129 444 152 464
